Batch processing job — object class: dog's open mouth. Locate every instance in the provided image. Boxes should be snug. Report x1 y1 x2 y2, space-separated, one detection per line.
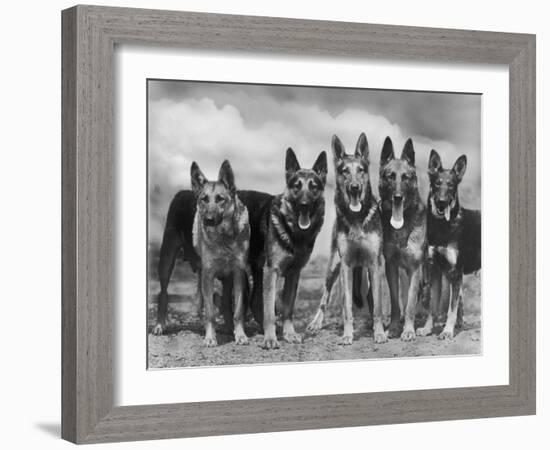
349 195 362 212
390 197 404 229
298 210 311 230
433 199 452 222
347 187 363 212
436 205 452 221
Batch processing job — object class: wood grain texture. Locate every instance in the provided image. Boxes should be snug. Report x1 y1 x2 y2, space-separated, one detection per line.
61 4 536 444
61 7 77 443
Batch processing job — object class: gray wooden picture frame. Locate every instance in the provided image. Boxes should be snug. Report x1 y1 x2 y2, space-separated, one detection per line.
61 5 536 444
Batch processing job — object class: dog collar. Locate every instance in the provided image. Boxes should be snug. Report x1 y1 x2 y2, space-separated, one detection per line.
362 200 379 230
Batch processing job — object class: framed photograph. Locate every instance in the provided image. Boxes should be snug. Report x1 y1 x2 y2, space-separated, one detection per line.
62 5 536 444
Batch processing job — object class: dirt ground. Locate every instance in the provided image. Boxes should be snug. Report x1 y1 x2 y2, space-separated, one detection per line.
147 261 482 369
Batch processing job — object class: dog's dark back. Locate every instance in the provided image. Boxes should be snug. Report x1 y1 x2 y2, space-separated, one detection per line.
163 190 200 270
461 209 481 274
428 208 481 275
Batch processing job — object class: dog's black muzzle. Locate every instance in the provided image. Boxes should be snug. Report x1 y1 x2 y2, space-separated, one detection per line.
203 216 221 227
349 183 361 196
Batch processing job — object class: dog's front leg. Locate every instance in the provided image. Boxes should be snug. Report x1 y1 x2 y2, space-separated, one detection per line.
307 252 340 333
385 259 401 338
340 262 354 345
439 269 462 340
437 273 450 326
282 272 301 343
220 276 234 332
369 261 387 343
261 267 280 349
417 262 441 336
201 269 217 347
401 265 422 341
233 269 248 345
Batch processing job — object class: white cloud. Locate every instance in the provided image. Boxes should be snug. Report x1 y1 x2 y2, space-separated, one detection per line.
148 89 481 257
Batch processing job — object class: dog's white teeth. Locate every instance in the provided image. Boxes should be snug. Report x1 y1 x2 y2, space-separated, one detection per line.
349 203 362 212
298 221 311 230
390 216 404 229
445 206 451 221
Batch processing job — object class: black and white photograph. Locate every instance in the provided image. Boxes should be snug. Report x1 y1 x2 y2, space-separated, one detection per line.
147 79 482 368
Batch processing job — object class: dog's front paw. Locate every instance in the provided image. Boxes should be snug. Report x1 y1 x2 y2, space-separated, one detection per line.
204 335 218 347
400 328 416 341
283 332 302 344
438 329 455 340
374 331 388 344
339 334 353 345
416 326 432 337
306 311 324 333
261 336 280 350
152 323 165 336
234 333 249 345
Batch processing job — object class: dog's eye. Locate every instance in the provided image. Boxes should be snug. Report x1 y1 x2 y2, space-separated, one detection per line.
293 180 302 191
357 166 364 173
402 173 409 180
309 181 319 192
200 195 208 203
215 195 225 204
435 179 442 186
341 167 350 175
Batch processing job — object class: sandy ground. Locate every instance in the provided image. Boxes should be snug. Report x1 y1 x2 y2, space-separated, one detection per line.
147 264 481 368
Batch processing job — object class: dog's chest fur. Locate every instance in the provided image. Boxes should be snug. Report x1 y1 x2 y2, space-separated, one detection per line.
267 194 324 274
382 202 427 264
427 205 463 269
335 201 382 267
193 198 250 276
427 205 462 246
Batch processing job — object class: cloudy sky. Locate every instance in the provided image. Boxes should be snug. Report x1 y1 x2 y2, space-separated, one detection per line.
148 79 481 256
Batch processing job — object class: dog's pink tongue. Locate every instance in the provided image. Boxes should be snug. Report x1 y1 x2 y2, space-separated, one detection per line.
445 205 451 221
298 211 311 230
391 202 404 229
349 197 362 212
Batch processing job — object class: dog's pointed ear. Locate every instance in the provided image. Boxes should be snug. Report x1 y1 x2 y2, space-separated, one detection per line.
428 149 442 176
331 134 346 163
191 162 208 195
401 138 415 166
354 132 369 163
380 136 394 168
312 151 328 186
285 147 300 183
452 155 467 182
218 160 236 195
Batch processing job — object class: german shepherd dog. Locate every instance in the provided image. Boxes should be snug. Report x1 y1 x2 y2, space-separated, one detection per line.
189 160 252 346
379 137 427 341
152 188 272 338
260 148 327 349
416 150 481 339
307 133 386 344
